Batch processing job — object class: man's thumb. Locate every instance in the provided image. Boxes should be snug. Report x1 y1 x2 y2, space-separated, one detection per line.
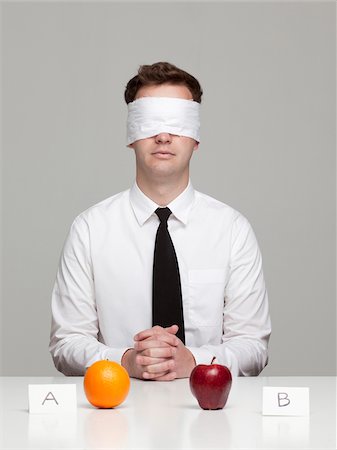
165 324 179 334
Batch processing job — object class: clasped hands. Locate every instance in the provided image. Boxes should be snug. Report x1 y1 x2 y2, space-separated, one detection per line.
121 324 196 381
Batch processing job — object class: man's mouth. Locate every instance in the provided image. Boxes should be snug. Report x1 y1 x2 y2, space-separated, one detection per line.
152 150 175 158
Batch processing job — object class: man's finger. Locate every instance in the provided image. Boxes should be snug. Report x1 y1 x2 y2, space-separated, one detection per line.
134 324 179 341
137 346 176 359
164 324 179 335
134 335 178 351
142 370 170 380
136 354 168 366
153 371 177 381
134 326 164 341
143 371 177 381
142 358 175 375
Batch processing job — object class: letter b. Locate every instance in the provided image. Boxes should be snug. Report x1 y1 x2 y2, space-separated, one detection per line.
278 392 290 407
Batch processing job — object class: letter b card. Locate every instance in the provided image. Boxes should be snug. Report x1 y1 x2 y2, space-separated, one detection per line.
262 387 310 416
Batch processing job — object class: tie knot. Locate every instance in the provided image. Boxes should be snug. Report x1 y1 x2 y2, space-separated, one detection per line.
155 207 172 224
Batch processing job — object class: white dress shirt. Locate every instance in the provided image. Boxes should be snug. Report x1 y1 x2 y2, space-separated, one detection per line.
49 181 271 376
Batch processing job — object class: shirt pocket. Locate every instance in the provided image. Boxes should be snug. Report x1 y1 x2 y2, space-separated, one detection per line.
187 269 226 327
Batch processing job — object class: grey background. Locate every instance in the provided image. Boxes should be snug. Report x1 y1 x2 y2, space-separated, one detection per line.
1 1 335 376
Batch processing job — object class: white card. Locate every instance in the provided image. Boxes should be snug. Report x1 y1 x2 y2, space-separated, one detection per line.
262 387 310 416
28 384 77 414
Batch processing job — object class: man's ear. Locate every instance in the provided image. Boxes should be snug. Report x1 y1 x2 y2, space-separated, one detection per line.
193 142 199 151
127 143 134 149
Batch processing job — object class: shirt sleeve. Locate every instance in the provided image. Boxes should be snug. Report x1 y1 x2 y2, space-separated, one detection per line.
187 213 271 376
49 216 130 376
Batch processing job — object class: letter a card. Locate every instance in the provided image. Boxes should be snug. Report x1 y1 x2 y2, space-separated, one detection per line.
262 387 310 416
28 384 77 414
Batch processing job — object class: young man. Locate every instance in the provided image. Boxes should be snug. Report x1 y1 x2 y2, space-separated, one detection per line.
49 62 271 380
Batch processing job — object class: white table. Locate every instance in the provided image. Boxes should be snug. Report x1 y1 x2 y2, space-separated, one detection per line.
0 376 336 449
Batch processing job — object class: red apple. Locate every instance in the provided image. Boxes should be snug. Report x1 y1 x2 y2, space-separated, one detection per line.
189 357 232 410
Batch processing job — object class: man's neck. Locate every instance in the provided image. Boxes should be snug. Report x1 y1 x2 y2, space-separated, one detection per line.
136 174 189 206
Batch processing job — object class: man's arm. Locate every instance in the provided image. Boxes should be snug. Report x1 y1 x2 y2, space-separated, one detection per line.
49 216 130 375
50 216 179 378
50 216 181 378
188 213 271 376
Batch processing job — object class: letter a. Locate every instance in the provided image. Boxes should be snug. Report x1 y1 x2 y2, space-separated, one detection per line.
42 391 59 405
278 392 290 407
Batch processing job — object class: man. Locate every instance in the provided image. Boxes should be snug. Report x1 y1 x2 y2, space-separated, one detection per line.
49 62 271 380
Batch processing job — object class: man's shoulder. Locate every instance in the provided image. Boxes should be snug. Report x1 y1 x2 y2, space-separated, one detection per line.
74 188 130 224
194 189 241 218
194 190 254 234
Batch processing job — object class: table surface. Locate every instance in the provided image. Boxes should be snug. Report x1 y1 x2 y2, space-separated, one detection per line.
0 376 336 449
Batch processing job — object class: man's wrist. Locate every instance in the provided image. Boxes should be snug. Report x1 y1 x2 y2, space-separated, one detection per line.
189 349 197 368
185 347 197 376
121 348 134 373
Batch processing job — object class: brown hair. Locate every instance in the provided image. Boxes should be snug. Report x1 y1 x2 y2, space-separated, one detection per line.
124 62 203 104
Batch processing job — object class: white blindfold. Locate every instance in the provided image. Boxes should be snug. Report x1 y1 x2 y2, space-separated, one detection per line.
126 96 200 145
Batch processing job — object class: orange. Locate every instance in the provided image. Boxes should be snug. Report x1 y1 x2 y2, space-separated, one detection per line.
84 360 130 408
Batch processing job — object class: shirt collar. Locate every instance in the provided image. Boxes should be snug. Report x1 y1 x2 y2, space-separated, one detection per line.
129 180 195 226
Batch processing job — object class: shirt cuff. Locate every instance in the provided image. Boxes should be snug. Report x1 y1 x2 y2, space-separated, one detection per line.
186 346 215 366
103 347 132 365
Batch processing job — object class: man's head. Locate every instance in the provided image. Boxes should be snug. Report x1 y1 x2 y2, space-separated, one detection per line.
124 61 203 104
125 62 203 189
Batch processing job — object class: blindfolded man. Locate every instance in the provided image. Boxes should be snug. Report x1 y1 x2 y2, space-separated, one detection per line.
49 62 271 380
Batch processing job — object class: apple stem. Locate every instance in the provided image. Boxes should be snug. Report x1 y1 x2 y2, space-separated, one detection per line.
211 356 216 364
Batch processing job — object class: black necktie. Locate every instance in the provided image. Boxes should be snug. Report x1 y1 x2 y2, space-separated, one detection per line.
152 207 185 343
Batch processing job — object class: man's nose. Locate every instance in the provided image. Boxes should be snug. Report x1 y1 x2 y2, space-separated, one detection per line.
155 132 172 144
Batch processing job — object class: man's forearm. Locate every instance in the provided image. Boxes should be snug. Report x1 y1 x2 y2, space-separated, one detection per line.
49 335 130 376
188 336 269 376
